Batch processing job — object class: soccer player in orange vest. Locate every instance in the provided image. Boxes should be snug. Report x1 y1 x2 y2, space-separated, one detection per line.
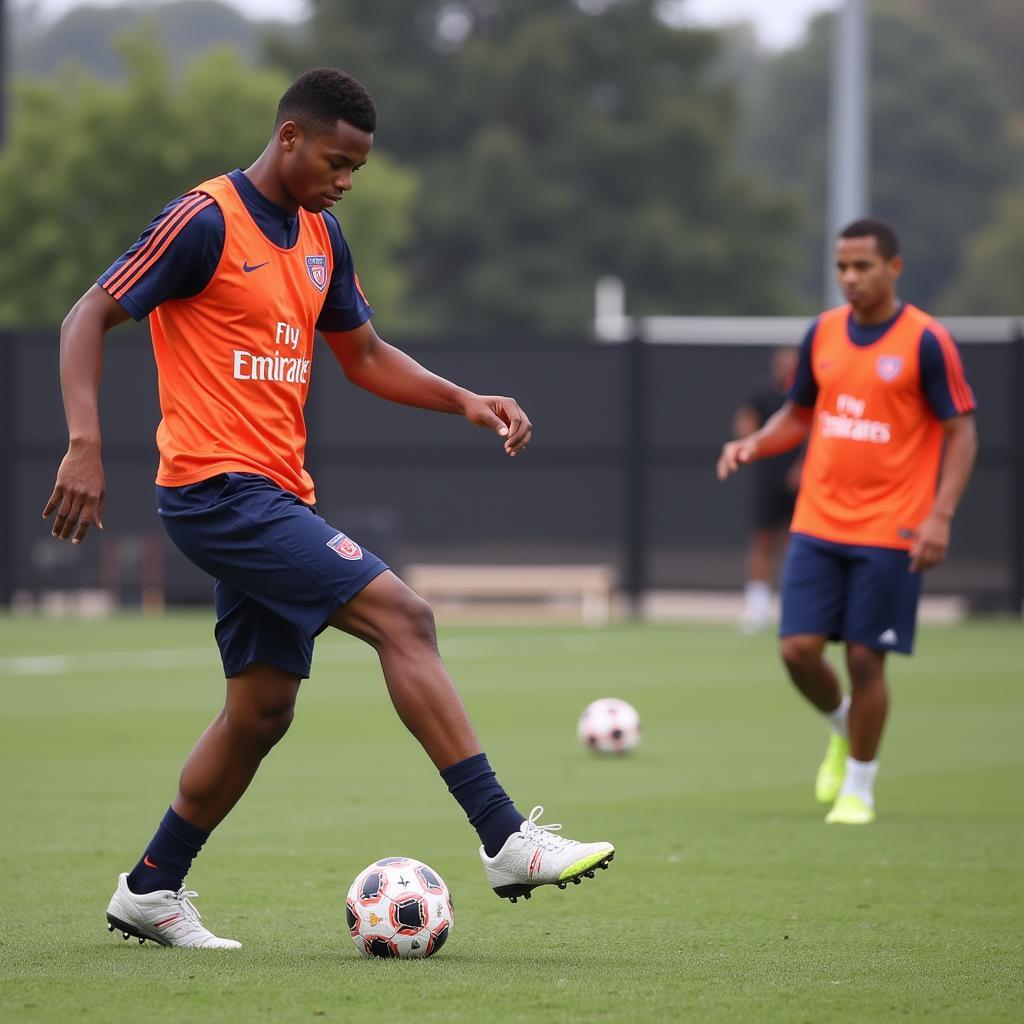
43 69 613 948
717 217 977 825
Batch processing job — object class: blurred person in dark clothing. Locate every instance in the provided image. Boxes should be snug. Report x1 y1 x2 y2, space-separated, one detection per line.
733 347 802 633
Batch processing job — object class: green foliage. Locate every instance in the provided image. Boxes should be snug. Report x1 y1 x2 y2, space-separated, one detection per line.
942 185 1024 314
902 0 1024 112
745 5 1021 311
0 28 418 329
273 0 804 330
12 0 289 78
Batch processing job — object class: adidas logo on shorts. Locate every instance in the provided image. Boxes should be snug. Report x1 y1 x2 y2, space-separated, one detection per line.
877 628 898 646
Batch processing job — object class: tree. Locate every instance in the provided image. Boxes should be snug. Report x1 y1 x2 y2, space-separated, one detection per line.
0 28 418 329
900 0 1024 114
272 0 805 331
941 186 1024 315
12 0 294 78
744 5 1021 310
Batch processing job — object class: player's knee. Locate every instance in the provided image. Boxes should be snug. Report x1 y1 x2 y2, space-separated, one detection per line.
779 635 821 671
230 701 296 754
254 704 295 753
393 590 438 650
846 645 885 688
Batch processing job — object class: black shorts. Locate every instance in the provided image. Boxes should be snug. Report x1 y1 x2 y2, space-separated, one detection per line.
751 474 796 530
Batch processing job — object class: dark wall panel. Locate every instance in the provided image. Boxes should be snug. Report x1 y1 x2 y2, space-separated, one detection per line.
4 328 1021 611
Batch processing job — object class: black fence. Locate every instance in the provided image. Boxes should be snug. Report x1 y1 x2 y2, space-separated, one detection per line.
2 320 1021 613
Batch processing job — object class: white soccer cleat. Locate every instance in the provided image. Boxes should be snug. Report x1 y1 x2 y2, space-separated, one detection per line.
479 806 614 903
105 873 242 949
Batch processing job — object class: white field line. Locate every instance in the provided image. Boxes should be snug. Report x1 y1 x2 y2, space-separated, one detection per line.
0 633 612 677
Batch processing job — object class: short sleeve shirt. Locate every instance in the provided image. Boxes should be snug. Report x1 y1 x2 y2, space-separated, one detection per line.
99 169 373 331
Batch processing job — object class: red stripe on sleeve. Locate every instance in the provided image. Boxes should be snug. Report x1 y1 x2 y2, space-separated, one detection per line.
104 192 205 294
930 323 975 414
105 193 213 299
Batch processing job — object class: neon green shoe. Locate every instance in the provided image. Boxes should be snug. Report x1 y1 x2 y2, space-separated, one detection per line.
814 734 849 804
825 794 876 825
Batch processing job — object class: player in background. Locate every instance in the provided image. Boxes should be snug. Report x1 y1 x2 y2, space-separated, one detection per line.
717 217 977 825
43 68 613 949
732 346 802 633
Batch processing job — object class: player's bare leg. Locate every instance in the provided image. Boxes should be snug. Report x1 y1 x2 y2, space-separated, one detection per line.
175 664 302 830
844 643 888 761
106 663 300 948
741 528 780 632
780 634 851 806
825 643 886 824
747 528 777 585
779 634 843 712
330 570 614 900
328 570 480 770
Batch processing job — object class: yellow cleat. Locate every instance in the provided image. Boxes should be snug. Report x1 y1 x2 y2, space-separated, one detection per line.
825 794 876 825
815 733 849 804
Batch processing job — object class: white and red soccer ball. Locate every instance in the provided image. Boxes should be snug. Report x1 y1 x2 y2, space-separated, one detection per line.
577 698 642 755
345 857 454 959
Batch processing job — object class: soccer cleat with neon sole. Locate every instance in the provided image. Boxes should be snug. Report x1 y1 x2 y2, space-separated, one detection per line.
825 794 876 825
105 873 242 948
480 806 614 903
815 733 849 805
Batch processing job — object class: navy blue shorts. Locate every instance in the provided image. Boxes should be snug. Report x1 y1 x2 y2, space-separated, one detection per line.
157 473 389 679
779 532 923 654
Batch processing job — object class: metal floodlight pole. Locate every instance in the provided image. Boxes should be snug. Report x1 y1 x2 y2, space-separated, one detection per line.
825 0 870 306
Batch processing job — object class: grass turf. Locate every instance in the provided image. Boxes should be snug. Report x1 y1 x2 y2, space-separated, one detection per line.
1 613 1021 1023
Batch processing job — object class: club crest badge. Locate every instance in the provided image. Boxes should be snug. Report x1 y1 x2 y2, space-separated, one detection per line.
327 532 363 560
876 355 903 381
306 254 328 292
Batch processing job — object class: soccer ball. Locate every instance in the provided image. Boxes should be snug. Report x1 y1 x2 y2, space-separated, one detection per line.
345 857 454 959
577 698 641 755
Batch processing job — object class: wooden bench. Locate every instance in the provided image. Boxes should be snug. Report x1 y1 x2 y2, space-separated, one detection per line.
404 564 617 626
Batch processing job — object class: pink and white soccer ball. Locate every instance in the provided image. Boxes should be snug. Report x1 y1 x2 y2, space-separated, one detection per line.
577 698 642 754
345 857 454 959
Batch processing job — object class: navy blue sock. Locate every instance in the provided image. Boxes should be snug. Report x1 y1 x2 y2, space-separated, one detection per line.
126 806 210 895
441 753 525 857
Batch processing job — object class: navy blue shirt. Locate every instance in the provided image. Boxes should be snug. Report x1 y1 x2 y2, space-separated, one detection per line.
789 306 968 421
99 169 373 332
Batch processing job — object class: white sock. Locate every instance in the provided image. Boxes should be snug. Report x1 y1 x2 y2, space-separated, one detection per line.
839 756 878 807
742 581 772 621
825 694 851 737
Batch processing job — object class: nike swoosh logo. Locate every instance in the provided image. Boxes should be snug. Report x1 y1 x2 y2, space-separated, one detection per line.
144 855 159 869
242 261 269 273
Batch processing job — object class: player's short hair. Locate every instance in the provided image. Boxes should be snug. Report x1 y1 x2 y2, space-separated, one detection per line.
275 68 377 136
838 217 900 259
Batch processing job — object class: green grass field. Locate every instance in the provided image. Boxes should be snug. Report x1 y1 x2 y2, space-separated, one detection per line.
1 613 1021 1023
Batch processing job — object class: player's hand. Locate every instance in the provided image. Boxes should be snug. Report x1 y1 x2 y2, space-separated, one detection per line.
908 513 951 572
462 394 532 457
42 443 105 544
717 437 759 480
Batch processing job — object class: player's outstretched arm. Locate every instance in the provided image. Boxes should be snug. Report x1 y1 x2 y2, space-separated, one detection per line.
716 402 812 481
323 322 531 457
909 413 978 572
42 285 132 543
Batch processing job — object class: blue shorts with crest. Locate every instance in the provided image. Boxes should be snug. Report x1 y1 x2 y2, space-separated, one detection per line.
157 473 389 679
779 532 923 655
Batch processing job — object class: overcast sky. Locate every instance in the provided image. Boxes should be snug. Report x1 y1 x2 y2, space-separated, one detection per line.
18 0 840 51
